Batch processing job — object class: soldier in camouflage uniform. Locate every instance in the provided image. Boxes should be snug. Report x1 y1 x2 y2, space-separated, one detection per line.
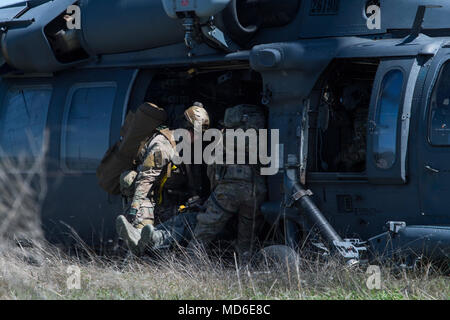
188 105 267 256
335 106 367 172
121 105 268 258
334 84 369 172
116 103 210 253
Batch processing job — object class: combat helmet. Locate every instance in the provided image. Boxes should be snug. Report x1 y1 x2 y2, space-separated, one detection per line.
183 102 210 132
223 104 266 130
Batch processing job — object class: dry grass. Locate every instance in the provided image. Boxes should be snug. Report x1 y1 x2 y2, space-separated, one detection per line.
0 135 47 244
0 244 448 300
0 138 448 300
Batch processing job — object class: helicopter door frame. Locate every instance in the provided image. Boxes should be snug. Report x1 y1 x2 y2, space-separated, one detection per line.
367 57 420 185
417 49 450 219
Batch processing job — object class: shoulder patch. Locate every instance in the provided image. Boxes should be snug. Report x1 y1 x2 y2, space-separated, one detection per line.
142 154 156 170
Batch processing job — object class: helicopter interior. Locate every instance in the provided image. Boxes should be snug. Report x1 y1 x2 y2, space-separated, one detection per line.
140 68 263 131
138 68 266 241
126 67 265 201
309 59 380 174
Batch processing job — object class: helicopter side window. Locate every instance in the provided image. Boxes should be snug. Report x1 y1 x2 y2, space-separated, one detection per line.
373 70 403 170
0 86 52 166
313 59 378 174
61 85 116 171
429 61 450 146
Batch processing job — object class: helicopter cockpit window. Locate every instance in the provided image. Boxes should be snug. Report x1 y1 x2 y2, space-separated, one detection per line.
429 61 450 146
0 86 52 166
62 85 116 171
373 70 403 170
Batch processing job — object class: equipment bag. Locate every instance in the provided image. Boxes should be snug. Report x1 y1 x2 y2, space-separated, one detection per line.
96 102 168 195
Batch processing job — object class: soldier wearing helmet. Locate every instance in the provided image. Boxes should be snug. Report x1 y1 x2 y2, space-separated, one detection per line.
116 103 210 253
187 104 267 259
183 102 211 133
117 105 268 262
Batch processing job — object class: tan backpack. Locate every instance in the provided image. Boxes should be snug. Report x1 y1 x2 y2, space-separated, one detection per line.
96 103 167 195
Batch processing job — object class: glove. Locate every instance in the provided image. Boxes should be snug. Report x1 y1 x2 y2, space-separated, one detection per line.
126 208 138 223
186 196 206 211
186 196 199 206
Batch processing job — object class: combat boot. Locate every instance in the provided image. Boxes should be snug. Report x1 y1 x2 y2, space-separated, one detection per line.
116 215 142 255
138 224 167 252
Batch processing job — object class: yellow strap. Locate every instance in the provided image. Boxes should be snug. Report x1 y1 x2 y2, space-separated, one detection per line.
158 165 177 205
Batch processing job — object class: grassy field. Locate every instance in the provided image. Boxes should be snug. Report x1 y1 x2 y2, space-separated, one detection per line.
0 241 448 300
0 147 448 301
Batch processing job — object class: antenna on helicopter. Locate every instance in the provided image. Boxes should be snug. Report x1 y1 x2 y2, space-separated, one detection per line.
403 5 442 44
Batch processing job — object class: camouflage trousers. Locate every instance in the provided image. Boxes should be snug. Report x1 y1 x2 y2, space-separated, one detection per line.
120 170 181 228
147 181 266 253
148 213 199 250
191 180 266 254
122 200 181 229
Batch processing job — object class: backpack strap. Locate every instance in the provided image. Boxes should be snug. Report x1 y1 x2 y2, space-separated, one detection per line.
157 128 177 180
158 128 177 148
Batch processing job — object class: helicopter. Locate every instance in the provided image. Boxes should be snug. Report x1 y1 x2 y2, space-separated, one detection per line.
0 0 449 265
